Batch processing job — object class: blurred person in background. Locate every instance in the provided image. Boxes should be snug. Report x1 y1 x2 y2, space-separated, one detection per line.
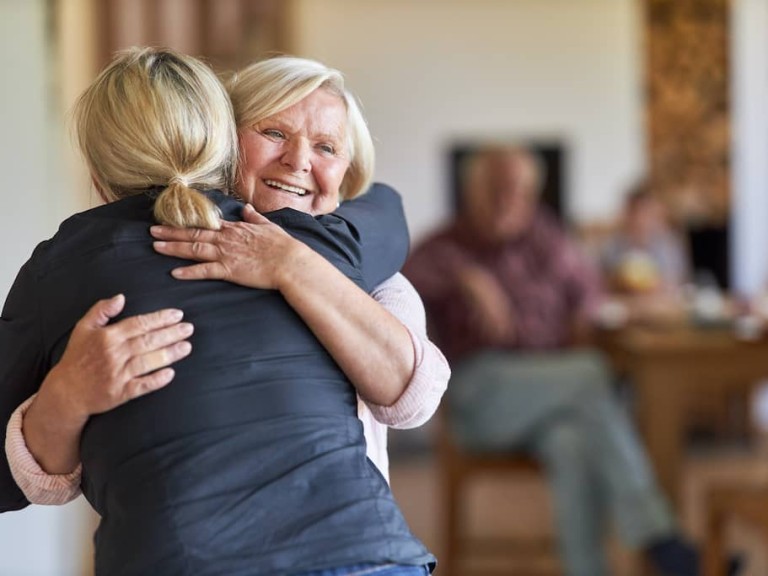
2 49 445 575
404 146 726 576
601 181 691 324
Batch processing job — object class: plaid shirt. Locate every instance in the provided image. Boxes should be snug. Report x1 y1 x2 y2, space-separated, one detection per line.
404 208 604 364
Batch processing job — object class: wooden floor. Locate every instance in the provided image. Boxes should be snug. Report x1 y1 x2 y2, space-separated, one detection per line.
389 446 768 576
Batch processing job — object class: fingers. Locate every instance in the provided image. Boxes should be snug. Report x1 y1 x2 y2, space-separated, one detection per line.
81 294 126 329
127 321 194 356
125 368 177 400
121 320 194 381
153 239 220 262
150 225 217 243
107 308 185 340
125 340 192 378
170 262 228 280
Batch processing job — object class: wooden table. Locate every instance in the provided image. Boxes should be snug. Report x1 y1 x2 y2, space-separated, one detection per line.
598 323 768 507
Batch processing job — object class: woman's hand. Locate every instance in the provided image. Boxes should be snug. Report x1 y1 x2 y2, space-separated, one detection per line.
151 204 308 290
48 294 194 419
23 294 193 473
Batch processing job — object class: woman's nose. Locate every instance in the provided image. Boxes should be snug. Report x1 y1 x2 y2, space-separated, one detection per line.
281 139 311 173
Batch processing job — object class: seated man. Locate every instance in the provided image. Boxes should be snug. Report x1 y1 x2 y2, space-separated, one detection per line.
404 146 710 576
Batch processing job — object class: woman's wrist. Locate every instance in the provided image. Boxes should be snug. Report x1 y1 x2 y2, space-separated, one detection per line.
23 369 89 474
32 365 90 429
272 239 317 293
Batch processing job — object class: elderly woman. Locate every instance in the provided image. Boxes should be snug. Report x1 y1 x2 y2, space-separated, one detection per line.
156 55 450 480
1 48 438 575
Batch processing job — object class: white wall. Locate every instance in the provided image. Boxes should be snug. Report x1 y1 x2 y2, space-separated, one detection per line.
731 0 768 296
0 1 92 574
0 0 57 299
291 0 644 239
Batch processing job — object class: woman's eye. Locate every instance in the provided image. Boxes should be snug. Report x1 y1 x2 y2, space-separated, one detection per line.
318 143 335 155
262 129 285 139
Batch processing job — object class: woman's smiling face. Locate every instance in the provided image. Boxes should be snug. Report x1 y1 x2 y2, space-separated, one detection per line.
237 88 351 216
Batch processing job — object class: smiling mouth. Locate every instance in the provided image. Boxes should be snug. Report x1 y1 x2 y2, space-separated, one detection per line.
264 179 308 196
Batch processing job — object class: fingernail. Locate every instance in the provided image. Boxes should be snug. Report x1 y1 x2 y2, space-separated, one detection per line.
171 268 185 278
179 341 192 354
153 241 166 249
180 322 194 335
169 309 184 321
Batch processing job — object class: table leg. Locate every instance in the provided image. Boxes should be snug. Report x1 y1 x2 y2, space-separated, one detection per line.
703 489 730 576
632 361 689 508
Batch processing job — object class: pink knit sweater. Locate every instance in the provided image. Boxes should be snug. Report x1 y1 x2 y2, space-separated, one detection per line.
5 273 449 504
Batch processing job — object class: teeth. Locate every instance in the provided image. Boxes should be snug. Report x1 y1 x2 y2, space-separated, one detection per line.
265 179 307 196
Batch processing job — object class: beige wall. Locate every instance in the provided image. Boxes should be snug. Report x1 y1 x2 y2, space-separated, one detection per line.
55 0 100 213
290 0 645 239
0 1 97 574
0 0 59 303
0 0 97 303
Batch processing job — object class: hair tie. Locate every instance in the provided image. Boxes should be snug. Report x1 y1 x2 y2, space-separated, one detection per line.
169 175 189 187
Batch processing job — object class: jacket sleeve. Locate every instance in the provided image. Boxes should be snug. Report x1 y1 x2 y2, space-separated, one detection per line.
0 256 49 512
333 183 410 290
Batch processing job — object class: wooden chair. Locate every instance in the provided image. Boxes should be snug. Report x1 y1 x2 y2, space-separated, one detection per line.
437 411 559 576
703 483 768 576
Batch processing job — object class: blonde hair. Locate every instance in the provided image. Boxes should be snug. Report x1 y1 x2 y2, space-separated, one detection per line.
73 47 239 229
227 55 374 200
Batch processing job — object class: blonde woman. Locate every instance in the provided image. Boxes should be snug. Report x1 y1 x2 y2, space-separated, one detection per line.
1 48 435 574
